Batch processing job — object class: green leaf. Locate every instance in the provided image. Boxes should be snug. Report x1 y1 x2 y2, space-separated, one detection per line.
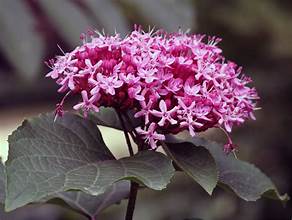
0 0 44 79
6 112 175 211
165 136 289 203
87 107 142 131
162 142 218 195
0 162 5 204
55 181 130 219
8 112 114 160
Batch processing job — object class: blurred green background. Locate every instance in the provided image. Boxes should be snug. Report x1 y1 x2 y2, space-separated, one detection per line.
0 0 291 219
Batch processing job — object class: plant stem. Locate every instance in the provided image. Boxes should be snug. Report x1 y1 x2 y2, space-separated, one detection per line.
123 113 144 151
125 181 139 220
116 110 134 156
116 110 139 220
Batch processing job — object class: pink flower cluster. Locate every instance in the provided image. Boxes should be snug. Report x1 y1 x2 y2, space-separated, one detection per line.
46 28 259 151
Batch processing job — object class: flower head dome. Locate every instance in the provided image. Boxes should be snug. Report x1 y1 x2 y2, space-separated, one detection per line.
46 27 259 152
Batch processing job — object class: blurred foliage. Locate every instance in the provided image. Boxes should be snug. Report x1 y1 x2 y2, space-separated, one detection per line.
0 0 195 107
206 0 292 57
196 0 292 63
0 0 194 80
0 0 44 80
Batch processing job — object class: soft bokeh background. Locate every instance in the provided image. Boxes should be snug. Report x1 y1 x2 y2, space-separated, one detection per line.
0 0 291 219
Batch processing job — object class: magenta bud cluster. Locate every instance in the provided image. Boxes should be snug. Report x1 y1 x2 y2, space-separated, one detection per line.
46 28 259 150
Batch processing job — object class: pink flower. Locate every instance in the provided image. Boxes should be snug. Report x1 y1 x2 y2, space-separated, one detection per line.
46 53 77 79
177 99 197 118
159 56 175 67
120 72 140 84
150 100 178 126
58 70 79 91
54 103 65 121
136 123 165 149
180 118 203 137
47 27 259 150
184 77 201 96
177 56 193 65
178 99 204 136
134 100 153 124
137 68 157 83
223 135 237 154
73 91 100 117
128 85 145 101
80 59 102 75
96 74 123 95
166 78 183 93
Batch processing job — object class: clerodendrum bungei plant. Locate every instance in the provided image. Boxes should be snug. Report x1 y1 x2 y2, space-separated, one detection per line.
1 27 289 220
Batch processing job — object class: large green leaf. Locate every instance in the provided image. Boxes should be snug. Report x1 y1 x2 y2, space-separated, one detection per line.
0 0 44 79
6 113 174 211
88 107 142 131
162 142 218 195
0 162 5 204
5 112 130 218
165 136 289 203
8 112 113 160
55 181 129 219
